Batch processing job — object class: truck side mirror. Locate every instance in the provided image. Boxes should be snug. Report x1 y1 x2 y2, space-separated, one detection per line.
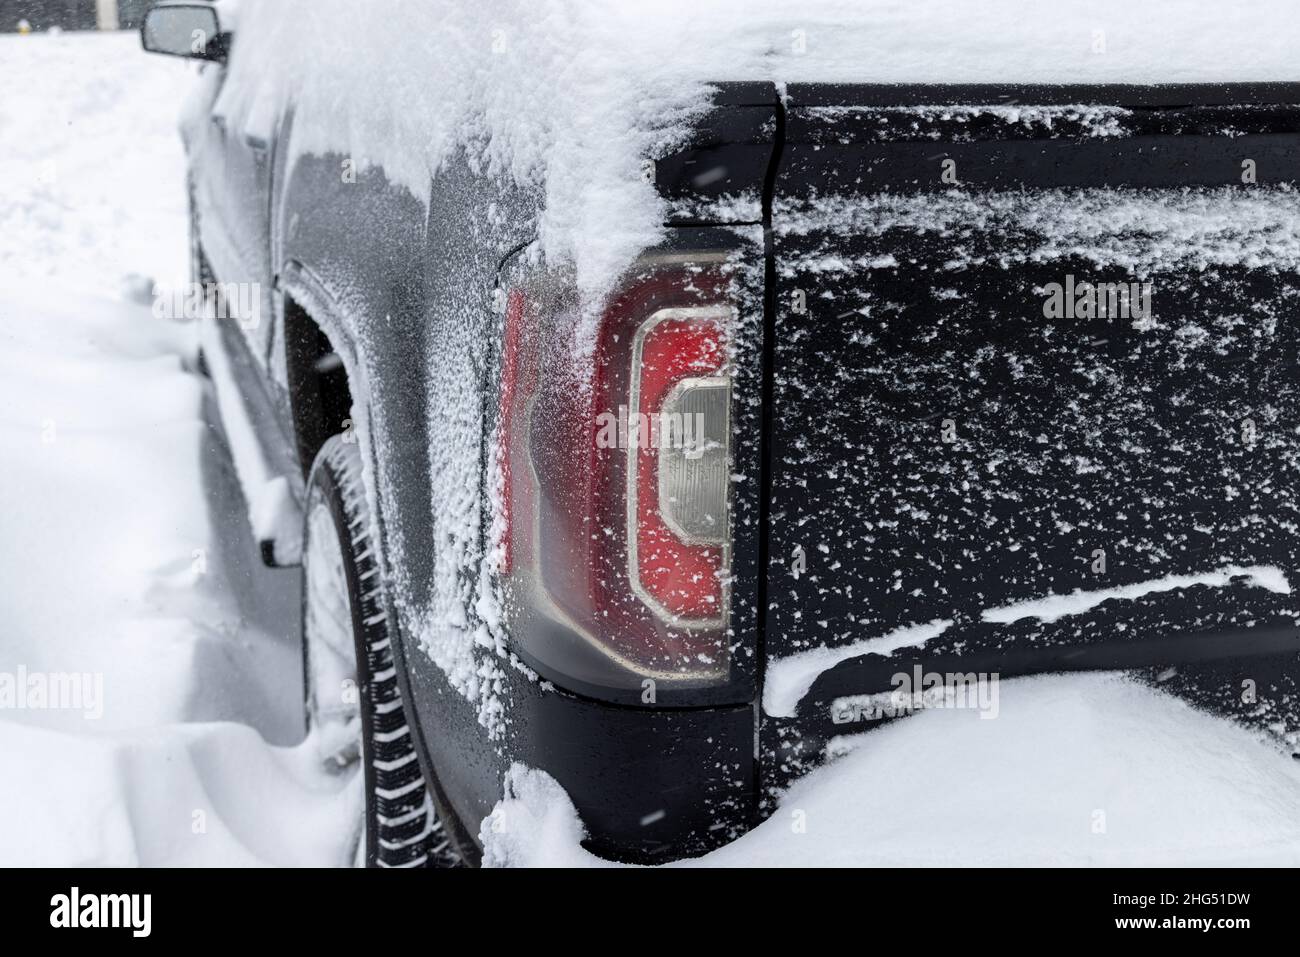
141 2 228 63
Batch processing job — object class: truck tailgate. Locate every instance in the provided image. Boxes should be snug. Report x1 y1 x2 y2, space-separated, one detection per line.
762 86 1300 772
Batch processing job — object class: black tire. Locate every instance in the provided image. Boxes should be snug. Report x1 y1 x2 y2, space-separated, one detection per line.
302 434 461 867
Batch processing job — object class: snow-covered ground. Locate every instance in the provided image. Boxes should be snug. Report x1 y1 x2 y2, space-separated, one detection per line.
4 28 1300 868
0 31 358 866
488 674 1300 867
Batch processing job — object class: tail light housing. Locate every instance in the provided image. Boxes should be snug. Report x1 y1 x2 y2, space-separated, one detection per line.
496 261 736 699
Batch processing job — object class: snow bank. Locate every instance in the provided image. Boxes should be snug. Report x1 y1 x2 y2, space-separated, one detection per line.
478 764 612 868
0 721 359 866
217 0 1300 300
0 31 191 293
0 32 352 866
484 674 1300 867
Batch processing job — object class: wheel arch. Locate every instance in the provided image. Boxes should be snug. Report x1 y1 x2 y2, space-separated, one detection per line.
276 262 482 864
283 289 355 481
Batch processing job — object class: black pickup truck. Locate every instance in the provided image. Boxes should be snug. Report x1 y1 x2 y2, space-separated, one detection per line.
144 2 1300 865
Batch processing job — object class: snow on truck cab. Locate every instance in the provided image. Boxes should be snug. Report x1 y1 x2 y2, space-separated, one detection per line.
143 0 1300 864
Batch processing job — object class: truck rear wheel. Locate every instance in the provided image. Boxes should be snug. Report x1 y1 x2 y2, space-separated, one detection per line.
301 434 460 867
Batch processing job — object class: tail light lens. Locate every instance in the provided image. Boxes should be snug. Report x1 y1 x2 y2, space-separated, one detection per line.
496 263 735 697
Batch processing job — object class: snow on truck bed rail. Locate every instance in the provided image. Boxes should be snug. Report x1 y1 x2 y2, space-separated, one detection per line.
217 0 1300 299
775 188 1300 275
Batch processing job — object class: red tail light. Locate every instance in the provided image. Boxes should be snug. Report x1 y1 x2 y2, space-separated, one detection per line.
497 263 735 697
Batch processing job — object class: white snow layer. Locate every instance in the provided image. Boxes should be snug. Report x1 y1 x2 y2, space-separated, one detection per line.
479 764 611 868
484 674 1300 867
983 565 1293 625
215 0 1300 300
775 188 1300 276
0 32 357 865
764 619 953 718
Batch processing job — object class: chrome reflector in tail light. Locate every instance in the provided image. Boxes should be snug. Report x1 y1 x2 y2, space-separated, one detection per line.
658 376 730 543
